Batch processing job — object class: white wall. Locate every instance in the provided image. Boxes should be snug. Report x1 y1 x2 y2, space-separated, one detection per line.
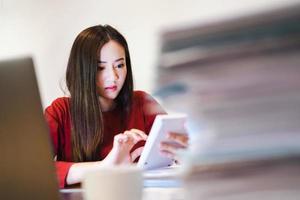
1 0 300 108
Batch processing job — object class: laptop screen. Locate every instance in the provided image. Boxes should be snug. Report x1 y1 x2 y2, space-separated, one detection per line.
0 57 60 200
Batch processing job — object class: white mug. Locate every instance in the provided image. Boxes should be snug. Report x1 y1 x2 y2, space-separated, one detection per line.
82 166 143 200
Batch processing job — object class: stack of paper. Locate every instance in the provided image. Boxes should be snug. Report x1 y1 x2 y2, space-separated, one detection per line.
154 3 300 199
155 3 300 165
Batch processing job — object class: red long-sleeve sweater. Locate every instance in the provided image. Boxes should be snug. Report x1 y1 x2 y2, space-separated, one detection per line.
44 91 166 188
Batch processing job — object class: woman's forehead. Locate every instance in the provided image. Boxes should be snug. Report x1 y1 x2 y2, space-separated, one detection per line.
99 40 125 61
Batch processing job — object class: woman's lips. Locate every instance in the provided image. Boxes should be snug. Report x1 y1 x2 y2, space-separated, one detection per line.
105 85 117 91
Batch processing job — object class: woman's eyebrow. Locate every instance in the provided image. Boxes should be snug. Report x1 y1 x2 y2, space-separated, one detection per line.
114 58 124 62
98 57 124 63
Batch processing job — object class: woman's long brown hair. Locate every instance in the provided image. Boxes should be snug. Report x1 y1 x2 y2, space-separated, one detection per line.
66 25 133 162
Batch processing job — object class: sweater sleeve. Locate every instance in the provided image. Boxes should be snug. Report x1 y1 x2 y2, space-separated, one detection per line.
44 99 74 188
55 162 74 188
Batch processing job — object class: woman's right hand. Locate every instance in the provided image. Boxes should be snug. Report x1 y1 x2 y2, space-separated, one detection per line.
103 129 147 165
66 129 147 185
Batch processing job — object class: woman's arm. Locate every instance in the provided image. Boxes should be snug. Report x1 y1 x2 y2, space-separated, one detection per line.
66 131 188 186
66 161 103 185
66 129 147 186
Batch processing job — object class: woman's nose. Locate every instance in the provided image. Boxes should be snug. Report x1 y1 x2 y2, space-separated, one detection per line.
106 67 119 81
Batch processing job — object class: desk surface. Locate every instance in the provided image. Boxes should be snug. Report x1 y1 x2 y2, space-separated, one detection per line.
60 188 184 200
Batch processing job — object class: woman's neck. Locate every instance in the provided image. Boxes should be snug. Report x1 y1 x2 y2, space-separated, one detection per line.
99 97 116 112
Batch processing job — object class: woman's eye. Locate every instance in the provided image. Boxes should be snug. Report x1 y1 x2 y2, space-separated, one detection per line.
116 63 124 68
97 66 105 71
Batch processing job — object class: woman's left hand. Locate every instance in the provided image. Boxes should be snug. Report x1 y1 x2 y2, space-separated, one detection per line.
159 132 189 161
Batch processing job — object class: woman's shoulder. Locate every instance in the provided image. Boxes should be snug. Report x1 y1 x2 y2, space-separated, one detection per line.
133 90 151 99
45 97 70 116
132 90 166 114
48 97 70 108
133 90 156 104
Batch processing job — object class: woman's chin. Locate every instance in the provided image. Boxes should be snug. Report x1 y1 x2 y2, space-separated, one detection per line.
104 92 119 100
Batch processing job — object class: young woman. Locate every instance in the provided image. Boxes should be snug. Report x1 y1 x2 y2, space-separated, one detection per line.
45 25 188 188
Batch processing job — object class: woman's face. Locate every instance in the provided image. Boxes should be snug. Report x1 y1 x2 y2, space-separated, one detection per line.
96 40 127 108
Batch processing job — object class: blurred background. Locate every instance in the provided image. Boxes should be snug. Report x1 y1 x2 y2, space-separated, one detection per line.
1 0 299 108
2 1 300 199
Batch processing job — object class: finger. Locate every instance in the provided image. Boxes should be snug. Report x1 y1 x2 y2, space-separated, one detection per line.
160 141 181 155
114 134 128 144
159 150 175 159
130 146 144 161
167 132 189 147
164 140 187 149
130 129 148 140
123 131 142 144
127 130 147 142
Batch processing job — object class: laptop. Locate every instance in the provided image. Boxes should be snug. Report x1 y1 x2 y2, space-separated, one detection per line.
0 57 61 200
